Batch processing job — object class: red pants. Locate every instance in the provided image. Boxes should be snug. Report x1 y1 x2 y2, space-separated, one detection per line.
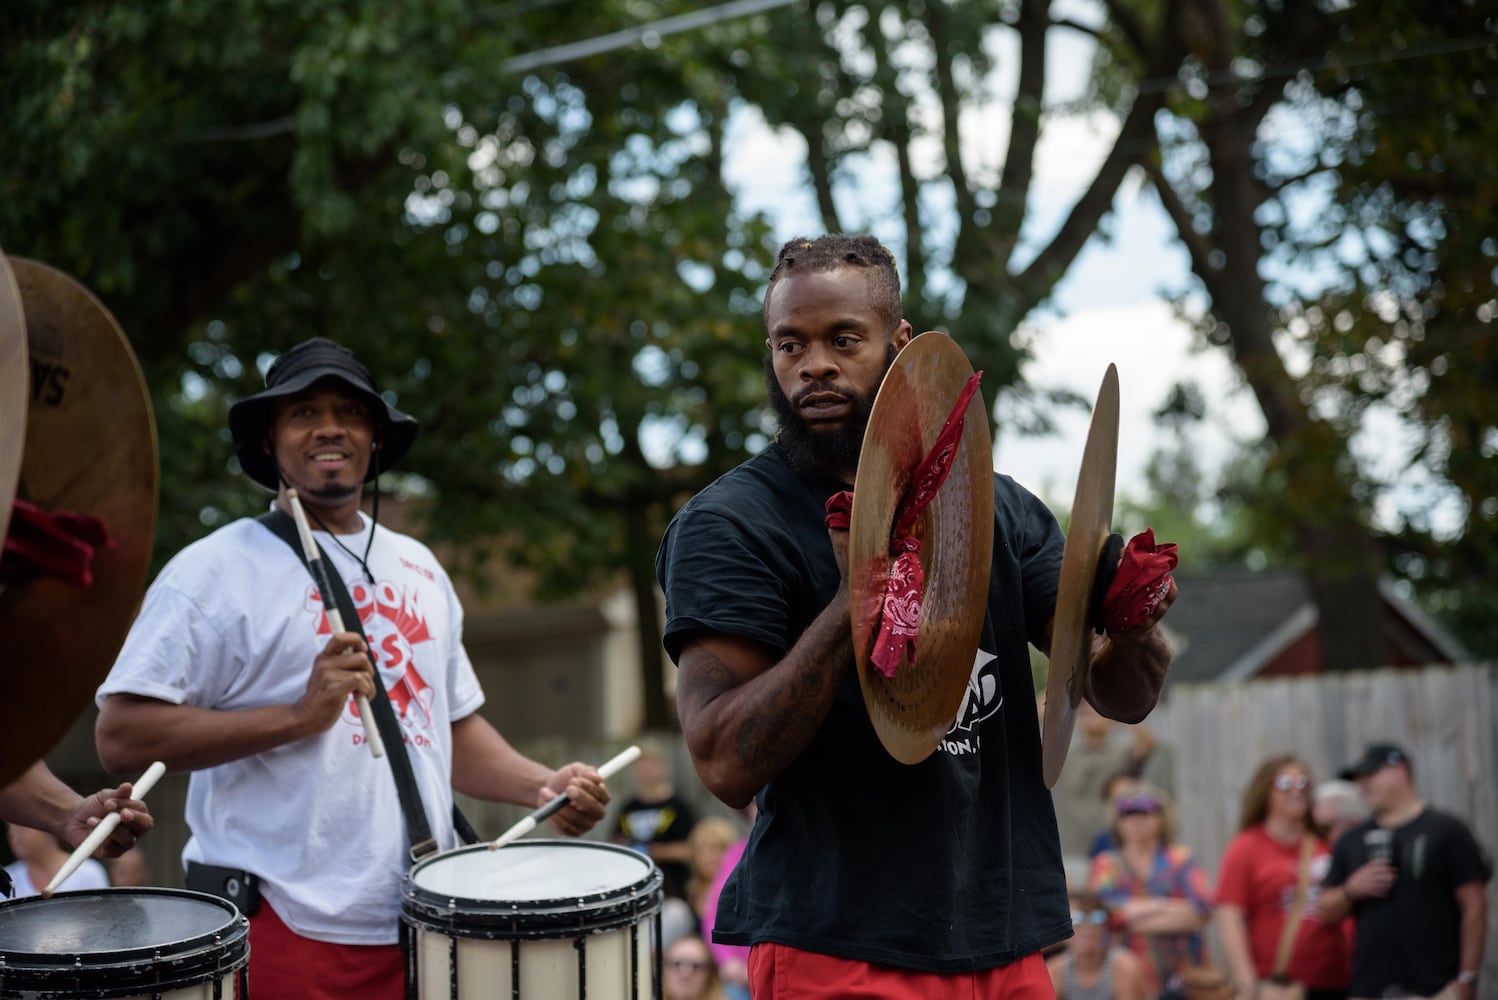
748 943 1054 999
248 901 404 1000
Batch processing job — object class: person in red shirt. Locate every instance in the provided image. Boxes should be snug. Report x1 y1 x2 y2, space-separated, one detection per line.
1216 755 1351 1000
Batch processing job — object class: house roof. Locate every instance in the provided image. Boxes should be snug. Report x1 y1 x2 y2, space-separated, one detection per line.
1162 569 1310 684
1161 568 1472 684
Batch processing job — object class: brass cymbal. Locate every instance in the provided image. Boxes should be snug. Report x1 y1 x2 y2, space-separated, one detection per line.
849 332 994 765
0 257 159 788
1042 363 1119 788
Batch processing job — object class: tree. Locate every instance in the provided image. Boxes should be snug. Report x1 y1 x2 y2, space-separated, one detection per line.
1088 0 1497 665
6 0 1207 727
2 0 776 729
1298 3 1498 656
718 0 1191 386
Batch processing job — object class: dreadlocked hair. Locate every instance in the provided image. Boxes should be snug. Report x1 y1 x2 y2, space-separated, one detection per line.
764 234 903 332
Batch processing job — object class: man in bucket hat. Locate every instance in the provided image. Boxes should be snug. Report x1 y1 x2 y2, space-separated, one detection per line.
95 337 613 998
1320 742 1491 1000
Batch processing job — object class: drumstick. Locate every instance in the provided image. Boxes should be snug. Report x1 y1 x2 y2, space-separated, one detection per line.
489 745 642 851
286 490 385 759
43 760 166 897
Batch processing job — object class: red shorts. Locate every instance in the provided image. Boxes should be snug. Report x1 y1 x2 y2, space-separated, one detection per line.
248 900 404 1000
748 942 1054 999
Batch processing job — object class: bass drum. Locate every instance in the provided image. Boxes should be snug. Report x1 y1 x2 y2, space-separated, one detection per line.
0 887 249 998
401 839 663 999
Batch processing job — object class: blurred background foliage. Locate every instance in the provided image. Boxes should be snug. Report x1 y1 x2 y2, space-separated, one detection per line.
3 0 1493 727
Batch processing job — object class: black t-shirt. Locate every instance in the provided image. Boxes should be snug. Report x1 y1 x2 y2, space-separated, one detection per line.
655 444 1071 972
615 792 698 900
1324 808 1492 996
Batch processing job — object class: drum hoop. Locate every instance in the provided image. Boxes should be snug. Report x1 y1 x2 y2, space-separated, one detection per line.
0 888 249 997
401 840 665 940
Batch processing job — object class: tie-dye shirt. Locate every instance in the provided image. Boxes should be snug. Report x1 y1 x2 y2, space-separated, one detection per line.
1088 843 1213 996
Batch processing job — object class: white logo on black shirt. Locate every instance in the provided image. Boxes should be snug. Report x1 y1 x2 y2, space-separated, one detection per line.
942 649 1002 755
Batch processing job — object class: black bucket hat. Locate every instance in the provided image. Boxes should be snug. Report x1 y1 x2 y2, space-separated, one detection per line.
227 337 418 490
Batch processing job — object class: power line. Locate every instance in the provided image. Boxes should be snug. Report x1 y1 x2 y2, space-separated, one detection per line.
502 0 800 73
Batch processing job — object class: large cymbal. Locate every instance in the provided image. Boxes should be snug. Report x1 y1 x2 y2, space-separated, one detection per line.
850 332 994 765
0 258 158 788
1042 363 1119 788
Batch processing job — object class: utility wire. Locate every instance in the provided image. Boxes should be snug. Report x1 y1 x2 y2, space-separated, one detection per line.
503 0 800 73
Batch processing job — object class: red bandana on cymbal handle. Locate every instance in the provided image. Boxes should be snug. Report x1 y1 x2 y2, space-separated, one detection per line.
0 498 115 587
1101 529 1178 633
824 371 983 678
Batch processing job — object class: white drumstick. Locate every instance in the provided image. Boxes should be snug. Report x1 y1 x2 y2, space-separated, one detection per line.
287 490 385 758
43 760 166 897
489 745 642 851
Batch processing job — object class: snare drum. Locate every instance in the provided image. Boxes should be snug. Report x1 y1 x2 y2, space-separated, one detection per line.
0 887 249 999
401 839 664 999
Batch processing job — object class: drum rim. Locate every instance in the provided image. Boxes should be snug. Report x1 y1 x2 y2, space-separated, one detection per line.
0 887 249 995
405 839 662 906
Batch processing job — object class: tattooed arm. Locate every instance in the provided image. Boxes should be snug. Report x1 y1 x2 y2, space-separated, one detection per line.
672 501 857 809
675 590 854 809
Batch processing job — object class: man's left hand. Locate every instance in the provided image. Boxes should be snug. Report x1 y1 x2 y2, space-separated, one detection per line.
1086 579 1178 723
61 781 154 857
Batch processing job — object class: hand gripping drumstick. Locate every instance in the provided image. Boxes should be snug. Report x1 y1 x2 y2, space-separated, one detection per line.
489 745 642 851
43 760 166 897
287 490 385 758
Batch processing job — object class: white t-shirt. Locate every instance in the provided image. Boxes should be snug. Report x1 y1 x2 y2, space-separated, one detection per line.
4 857 110 898
98 512 485 944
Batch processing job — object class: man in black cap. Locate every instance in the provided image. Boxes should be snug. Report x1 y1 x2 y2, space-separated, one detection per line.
1320 742 1491 1000
95 337 612 998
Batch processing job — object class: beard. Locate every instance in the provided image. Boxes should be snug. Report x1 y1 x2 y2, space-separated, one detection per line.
302 480 362 502
764 343 898 480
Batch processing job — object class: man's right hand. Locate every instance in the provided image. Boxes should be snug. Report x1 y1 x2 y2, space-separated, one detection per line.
294 631 376 732
1344 858 1397 900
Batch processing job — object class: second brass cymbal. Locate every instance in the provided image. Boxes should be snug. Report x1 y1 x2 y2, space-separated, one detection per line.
1042 363 1119 789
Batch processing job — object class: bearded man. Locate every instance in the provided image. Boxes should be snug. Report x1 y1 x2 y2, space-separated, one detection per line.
654 234 1178 999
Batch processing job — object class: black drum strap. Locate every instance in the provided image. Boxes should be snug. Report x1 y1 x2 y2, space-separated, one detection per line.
258 511 477 858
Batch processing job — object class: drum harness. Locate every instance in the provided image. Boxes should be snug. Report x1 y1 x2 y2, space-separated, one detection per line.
259 509 481 863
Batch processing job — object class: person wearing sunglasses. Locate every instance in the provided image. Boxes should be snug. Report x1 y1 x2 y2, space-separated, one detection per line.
1048 890 1149 999
1216 755 1351 1000
664 935 730 1000
1087 783 1212 999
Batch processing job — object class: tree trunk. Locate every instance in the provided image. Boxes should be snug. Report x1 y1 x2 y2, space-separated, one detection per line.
625 500 672 731
1154 0 1389 672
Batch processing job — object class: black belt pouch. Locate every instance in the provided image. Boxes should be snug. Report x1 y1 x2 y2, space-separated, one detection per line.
185 861 262 916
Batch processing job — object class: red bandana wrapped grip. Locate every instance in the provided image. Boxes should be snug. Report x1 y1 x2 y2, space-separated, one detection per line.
0 497 115 587
824 371 983 678
1101 529 1178 633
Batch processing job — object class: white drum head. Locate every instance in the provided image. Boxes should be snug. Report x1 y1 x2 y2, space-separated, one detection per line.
413 840 655 902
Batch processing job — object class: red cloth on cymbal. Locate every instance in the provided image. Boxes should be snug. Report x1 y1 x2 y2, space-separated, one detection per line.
1102 529 1178 633
825 491 852 531
823 371 983 678
0 497 115 587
